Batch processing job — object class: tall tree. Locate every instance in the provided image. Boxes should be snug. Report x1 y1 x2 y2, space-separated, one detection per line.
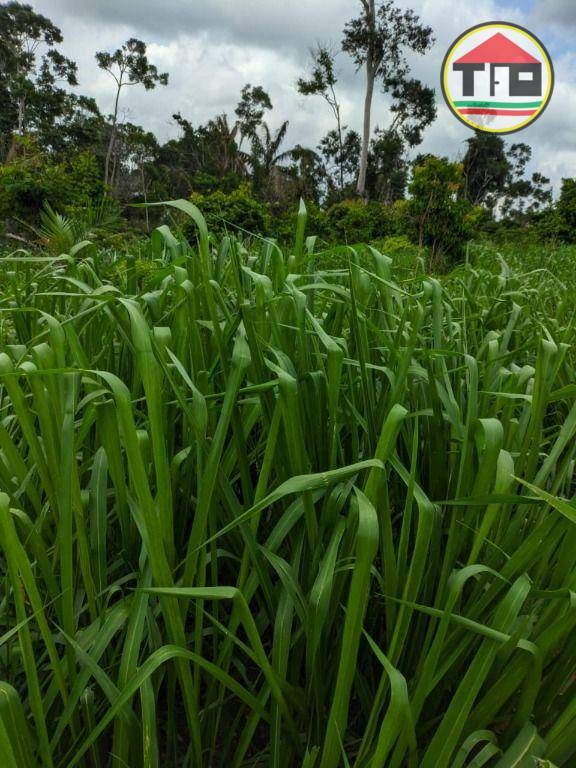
342 0 434 196
363 77 435 202
234 84 272 147
0 1 78 160
95 38 168 187
297 44 346 190
49 95 104 157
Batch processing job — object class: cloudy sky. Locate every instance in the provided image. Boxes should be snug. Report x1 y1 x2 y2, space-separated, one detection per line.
34 0 576 194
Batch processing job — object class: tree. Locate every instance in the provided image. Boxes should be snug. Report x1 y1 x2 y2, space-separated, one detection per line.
95 38 168 187
407 156 474 267
284 144 326 203
342 0 434 196
156 113 249 197
202 113 250 181
500 143 532 218
528 172 553 213
318 128 361 198
363 78 435 203
462 132 510 210
387 77 436 147
499 143 552 220
463 134 552 220
509 145 551 218
250 120 291 199
0 2 78 161
50 95 105 157
234 84 272 146
556 178 576 242
366 127 406 202
110 122 158 201
297 44 346 190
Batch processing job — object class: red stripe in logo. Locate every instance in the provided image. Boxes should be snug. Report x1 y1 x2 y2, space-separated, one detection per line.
457 108 538 116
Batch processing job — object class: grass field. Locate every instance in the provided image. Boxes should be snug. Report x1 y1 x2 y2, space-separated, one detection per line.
1 202 576 767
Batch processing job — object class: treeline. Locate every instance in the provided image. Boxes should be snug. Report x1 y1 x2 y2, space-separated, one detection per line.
0 0 574 264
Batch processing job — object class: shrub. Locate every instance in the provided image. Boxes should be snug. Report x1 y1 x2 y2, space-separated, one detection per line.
556 178 576 242
0 145 105 229
190 170 243 195
406 156 475 267
324 199 396 243
188 184 270 238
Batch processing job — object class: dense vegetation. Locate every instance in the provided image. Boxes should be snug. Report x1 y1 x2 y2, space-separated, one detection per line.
1 201 576 766
2 1 576 765
1 0 574 265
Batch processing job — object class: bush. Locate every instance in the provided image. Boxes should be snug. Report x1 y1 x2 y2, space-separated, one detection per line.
324 199 396 243
556 178 576 242
188 184 270 238
0 143 105 229
190 170 243 195
489 178 576 245
406 156 475 267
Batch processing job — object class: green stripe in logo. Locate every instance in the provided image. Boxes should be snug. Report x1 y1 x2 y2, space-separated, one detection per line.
453 100 543 109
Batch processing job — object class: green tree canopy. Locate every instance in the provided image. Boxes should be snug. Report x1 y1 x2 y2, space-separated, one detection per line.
0 1 81 160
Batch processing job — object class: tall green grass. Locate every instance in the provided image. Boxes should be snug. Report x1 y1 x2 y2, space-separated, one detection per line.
1 203 576 767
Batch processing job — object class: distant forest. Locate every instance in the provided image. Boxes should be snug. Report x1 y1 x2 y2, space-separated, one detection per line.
1 0 575 258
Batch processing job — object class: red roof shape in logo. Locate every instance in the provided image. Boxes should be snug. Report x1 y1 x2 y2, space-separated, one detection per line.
454 32 539 65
